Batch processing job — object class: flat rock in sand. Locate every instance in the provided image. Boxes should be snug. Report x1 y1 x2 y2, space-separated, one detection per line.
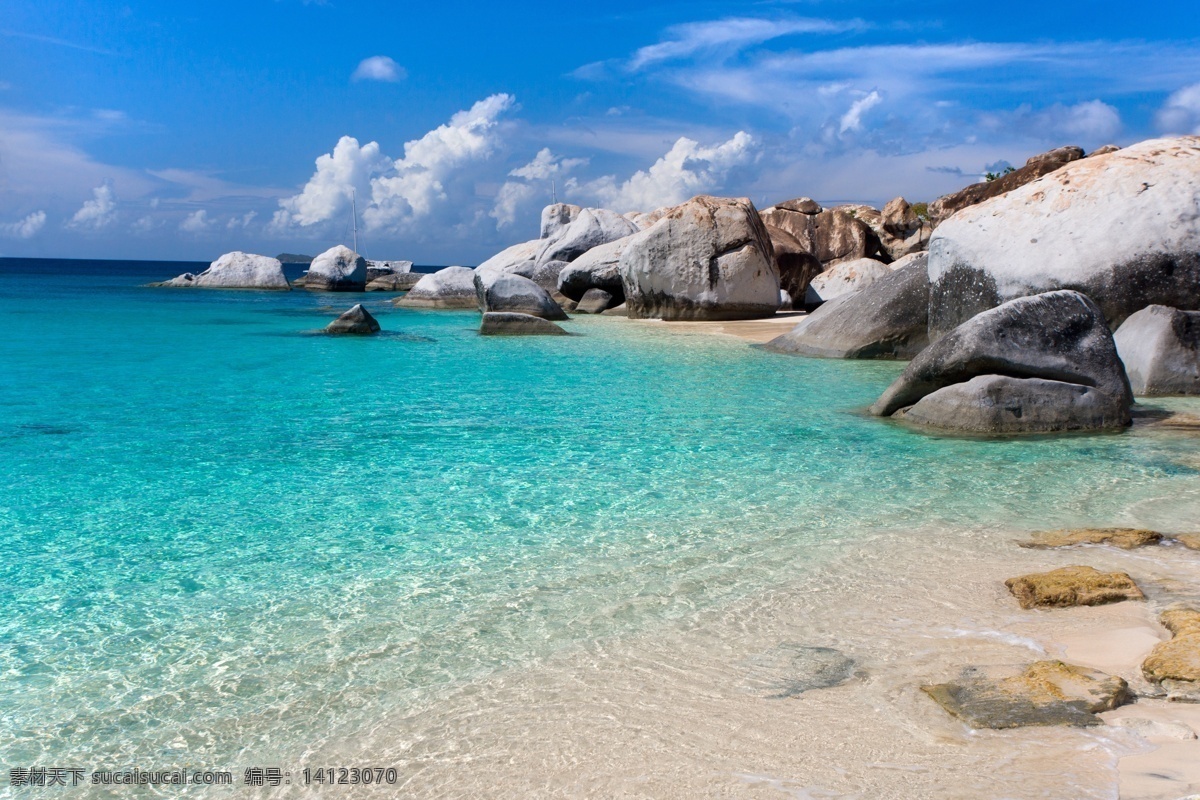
923 660 1131 729
1005 566 1145 609
1020 528 1164 550
1175 534 1200 551
1143 610 1200 696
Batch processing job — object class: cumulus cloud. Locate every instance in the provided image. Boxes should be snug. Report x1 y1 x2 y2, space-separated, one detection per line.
581 131 758 212
131 215 159 234
489 148 588 228
1 210 47 239
179 210 211 233
227 210 258 229
1156 83 1200 135
352 56 406 83
67 183 118 230
979 100 1122 144
274 93 515 235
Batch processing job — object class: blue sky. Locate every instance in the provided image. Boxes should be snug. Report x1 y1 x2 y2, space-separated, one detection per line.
1 0 1199 263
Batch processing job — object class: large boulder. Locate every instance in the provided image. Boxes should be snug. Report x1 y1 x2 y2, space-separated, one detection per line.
761 205 880 266
366 260 413 281
765 226 822 310
540 203 582 239
475 239 541 278
535 208 638 266
875 197 931 260
366 272 424 292
473 272 568 320
764 258 929 359
479 312 569 336
305 245 367 291
575 288 613 314
556 236 633 302
927 145 1084 226
161 251 290 290
870 290 1133 434
618 195 781 321
805 258 891 305
1114 305 1200 396
326 304 381 334
395 266 478 309
927 137 1200 339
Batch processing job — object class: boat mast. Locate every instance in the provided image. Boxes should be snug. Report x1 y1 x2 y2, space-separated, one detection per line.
351 189 359 255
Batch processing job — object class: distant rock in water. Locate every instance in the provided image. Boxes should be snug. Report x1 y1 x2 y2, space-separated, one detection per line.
479 312 569 336
926 137 1200 338
366 273 425 292
160 251 290 290
366 260 413 281
326 304 381 334
1113 305 1200 396
395 267 477 309
304 245 367 291
870 290 1132 434
619 195 781 321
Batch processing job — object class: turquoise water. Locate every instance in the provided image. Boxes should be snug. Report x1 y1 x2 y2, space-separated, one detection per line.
2 258 1199 786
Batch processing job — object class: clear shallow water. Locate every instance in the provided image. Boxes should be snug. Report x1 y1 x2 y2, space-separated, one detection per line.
1 258 1199 789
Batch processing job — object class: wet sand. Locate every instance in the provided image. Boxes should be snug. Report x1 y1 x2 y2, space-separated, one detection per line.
303 527 1200 799
624 311 807 344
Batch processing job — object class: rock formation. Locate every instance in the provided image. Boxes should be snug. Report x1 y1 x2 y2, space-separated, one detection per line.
619 195 781 321
474 272 568 320
304 245 368 291
326 304 381 334
395 266 478 309
160 251 290 290
870 291 1133 434
926 137 1200 339
1113 305 1200 396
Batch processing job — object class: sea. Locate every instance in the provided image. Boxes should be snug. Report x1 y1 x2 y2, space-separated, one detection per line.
2 257 1199 797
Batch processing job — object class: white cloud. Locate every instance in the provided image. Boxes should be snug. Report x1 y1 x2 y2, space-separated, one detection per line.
68 184 118 230
1 210 46 238
352 56 406 83
582 131 758 212
179 210 210 233
839 90 882 134
627 17 865 71
131 215 159 234
1038 100 1121 140
227 210 258 229
489 148 588 227
274 93 516 235
1156 83 1200 135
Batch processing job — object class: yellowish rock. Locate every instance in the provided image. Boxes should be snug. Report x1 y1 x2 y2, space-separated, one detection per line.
1175 533 1200 551
1142 610 1200 693
923 660 1130 729
1005 565 1145 609
1021 528 1162 550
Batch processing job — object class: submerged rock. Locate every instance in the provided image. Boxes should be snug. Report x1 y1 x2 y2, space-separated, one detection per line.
1020 528 1164 550
619 195 781 321
304 245 367 291
870 290 1132 434
764 258 929 359
479 312 569 336
926 137 1200 338
474 272 568 320
365 273 424 292
326 304 380 334
395 267 478 309
1004 566 1145 609
160 251 290 290
575 288 613 314
1114 305 1200 396
742 644 859 699
923 661 1131 729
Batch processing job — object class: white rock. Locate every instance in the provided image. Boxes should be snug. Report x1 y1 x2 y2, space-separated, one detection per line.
163 251 289 290
1109 716 1197 740
475 239 541 279
305 245 367 291
556 235 635 301
618 195 781 321
540 203 582 239
806 258 891 303
927 136 1200 339
535 208 638 266
1113 305 1200 396
395 266 478 309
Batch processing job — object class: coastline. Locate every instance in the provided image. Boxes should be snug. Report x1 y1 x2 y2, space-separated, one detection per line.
622 310 809 344
300 522 1200 798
